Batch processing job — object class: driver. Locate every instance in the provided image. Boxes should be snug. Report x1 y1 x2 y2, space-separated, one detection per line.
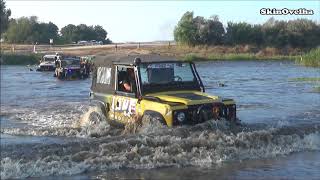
122 68 136 93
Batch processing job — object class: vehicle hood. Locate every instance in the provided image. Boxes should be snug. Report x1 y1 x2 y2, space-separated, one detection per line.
146 91 220 105
39 62 55 66
64 65 80 70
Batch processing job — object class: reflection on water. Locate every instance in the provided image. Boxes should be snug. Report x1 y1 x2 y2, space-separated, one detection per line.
1 61 320 179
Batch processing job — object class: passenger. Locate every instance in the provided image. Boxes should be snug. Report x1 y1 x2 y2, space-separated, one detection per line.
80 59 85 69
122 68 136 93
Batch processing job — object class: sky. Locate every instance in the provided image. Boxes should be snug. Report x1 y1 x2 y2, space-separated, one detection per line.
5 0 320 43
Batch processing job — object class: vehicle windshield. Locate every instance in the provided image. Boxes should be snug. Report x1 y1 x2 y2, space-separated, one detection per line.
43 57 55 62
139 62 200 93
61 59 80 67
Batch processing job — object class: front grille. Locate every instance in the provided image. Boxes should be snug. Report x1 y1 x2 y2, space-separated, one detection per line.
173 103 236 126
40 66 55 70
173 103 213 125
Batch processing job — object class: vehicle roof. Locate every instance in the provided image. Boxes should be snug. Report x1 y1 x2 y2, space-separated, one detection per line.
93 53 184 67
43 55 56 58
61 56 80 60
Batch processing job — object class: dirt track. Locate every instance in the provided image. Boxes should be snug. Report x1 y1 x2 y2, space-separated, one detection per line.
1 42 174 55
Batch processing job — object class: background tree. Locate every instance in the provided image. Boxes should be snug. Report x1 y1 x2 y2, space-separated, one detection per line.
206 15 225 45
94 25 107 41
250 25 263 47
286 19 320 48
174 12 225 46
60 24 78 43
4 16 59 44
4 17 33 43
174 12 320 49
225 22 254 45
174 11 197 46
0 0 11 34
60 24 109 43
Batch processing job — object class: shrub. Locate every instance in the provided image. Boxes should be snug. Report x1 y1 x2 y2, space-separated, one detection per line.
297 48 320 67
0 53 41 65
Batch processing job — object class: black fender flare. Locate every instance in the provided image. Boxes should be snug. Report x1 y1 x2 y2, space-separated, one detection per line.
143 110 167 125
90 99 109 117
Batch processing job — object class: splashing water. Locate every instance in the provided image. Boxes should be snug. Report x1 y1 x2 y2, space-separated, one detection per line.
1 105 320 179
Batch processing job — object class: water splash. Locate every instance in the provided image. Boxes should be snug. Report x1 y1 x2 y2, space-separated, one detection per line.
1 121 320 179
2 105 320 179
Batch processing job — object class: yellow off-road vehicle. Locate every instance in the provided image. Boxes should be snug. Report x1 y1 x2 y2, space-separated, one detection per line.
89 54 237 127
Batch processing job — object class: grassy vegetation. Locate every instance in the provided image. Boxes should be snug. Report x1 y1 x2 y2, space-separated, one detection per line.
182 53 296 61
0 44 309 64
0 53 41 65
289 77 320 82
148 45 299 61
296 48 320 67
313 86 320 93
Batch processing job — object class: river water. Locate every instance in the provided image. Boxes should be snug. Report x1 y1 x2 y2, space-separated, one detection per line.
1 61 319 179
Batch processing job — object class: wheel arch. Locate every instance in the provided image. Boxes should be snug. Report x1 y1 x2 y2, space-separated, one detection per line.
143 110 167 125
90 99 109 116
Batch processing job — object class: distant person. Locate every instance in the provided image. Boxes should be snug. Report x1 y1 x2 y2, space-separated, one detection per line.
85 60 91 75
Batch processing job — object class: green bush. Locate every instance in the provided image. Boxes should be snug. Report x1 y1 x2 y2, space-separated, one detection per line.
183 53 205 61
0 53 41 65
297 48 320 67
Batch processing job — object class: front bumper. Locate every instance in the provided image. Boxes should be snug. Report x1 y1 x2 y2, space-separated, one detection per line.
172 103 236 125
38 65 55 71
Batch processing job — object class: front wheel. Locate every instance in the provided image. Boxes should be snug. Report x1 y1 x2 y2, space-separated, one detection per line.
87 102 108 124
88 111 104 125
141 113 166 126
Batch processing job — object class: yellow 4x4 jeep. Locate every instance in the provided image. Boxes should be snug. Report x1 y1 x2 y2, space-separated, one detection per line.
89 54 237 127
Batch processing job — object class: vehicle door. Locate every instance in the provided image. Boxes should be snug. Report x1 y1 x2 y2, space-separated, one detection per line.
110 65 139 124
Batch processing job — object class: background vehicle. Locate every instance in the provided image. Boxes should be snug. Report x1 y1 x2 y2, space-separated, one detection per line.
89 54 238 127
55 56 89 80
77 41 88 45
36 54 57 71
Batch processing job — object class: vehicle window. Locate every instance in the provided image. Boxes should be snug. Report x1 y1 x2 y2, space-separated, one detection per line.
117 66 136 93
43 57 55 62
140 62 195 85
61 59 80 66
71 60 79 65
174 63 195 81
97 67 111 84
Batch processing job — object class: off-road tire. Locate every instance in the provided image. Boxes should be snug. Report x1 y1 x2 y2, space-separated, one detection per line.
141 113 166 126
88 111 104 125
88 102 109 125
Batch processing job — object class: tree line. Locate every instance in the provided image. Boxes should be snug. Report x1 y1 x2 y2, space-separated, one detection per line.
174 11 320 48
0 0 111 44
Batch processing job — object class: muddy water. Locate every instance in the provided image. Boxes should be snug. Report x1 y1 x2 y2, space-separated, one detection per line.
1 61 319 179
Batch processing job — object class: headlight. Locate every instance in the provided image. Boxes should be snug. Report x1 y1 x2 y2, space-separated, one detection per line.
177 112 185 122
